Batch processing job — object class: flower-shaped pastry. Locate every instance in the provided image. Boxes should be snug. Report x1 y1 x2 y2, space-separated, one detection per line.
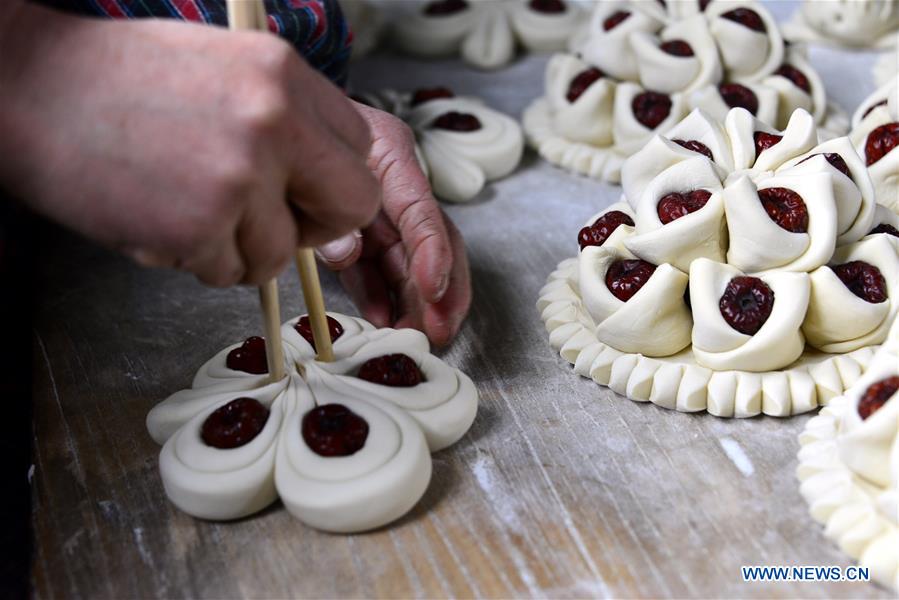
624 157 726 272
146 313 478 532
798 319 899 591
784 0 899 49
392 0 584 70
623 106 873 274
689 258 809 372
724 173 838 273
353 87 524 203
540 105 892 415
851 77 899 213
523 0 846 183
577 201 636 255
578 245 692 357
804 235 899 353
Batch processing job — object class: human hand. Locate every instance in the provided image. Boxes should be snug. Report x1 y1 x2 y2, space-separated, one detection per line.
0 3 379 286
317 103 472 347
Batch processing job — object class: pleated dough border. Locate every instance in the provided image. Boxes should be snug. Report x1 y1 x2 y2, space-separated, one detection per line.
538 257 878 417
797 396 898 590
522 97 850 184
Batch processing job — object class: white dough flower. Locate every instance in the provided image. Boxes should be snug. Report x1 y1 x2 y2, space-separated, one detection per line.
624 157 727 271
631 14 723 94
689 82 779 135
612 83 688 154
545 53 616 146
762 47 826 128
689 258 809 372
509 0 585 52
803 235 899 353
577 201 636 254
725 106 818 172
393 0 585 69
578 245 692 356
579 1 663 81
146 313 478 531
851 77 899 213
777 137 876 246
724 173 838 274
622 108 733 204
407 96 524 203
524 1 844 183
705 0 784 80
837 348 899 491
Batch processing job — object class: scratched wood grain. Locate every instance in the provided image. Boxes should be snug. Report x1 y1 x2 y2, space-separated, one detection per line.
31 4 893 598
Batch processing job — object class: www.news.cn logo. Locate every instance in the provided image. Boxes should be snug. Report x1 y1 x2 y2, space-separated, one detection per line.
742 565 870 582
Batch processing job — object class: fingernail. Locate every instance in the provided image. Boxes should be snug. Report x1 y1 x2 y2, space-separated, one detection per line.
317 233 358 265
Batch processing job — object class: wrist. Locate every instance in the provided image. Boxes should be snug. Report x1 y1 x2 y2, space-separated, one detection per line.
0 3 92 202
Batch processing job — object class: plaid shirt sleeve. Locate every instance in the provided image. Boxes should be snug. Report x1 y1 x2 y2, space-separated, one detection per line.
31 0 352 86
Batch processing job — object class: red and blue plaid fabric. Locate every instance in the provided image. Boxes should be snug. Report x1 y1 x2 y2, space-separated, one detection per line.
33 0 352 85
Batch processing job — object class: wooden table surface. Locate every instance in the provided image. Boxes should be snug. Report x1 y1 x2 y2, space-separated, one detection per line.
31 5 895 598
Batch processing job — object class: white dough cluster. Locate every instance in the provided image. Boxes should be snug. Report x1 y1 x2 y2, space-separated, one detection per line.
798 318 899 591
538 106 899 415
393 0 585 70
522 0 848 183
783 0 899 49
353 89 524 202
146 313 478 532
851 77 899 214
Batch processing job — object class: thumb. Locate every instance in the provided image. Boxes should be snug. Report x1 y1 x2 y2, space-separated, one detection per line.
315 230 363 270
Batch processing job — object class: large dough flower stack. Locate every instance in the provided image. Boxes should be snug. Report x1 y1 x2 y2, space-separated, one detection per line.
393 0 585 70
353 87 524 203
523 0 848 183
797 318 899 591
146 313 478 532
851 77 899 215
538 105 899 417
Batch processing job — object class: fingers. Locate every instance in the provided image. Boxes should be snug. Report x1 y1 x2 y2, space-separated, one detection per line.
315 230 363 270
420 215 472 347
285 128 381 247
235 193 298 284
180 234 247 288
357 105 453 303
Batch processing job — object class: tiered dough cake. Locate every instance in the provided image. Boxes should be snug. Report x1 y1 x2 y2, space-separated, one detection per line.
393 0 585 70
146 313 478 532
353 87 524 203
538 106 899 417
523 0 848 183
798 318 899 591
783 0 899 49
851 77 899 215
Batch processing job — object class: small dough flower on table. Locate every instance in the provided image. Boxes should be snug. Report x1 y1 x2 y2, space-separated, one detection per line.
522 0 848 184
797 318 899 592
146 313 478 532
538 105 899 418
352 87 524 203
392 0 586 70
